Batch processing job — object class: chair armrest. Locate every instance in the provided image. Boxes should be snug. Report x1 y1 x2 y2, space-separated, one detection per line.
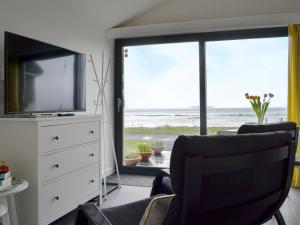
161 169 170 176
151 169 173 196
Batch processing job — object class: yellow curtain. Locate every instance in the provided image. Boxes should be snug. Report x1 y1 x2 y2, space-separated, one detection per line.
288 24 300 187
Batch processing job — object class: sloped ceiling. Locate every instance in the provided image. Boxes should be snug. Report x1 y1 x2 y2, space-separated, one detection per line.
123 0 300 26
13 0 299 31
51 0 170 29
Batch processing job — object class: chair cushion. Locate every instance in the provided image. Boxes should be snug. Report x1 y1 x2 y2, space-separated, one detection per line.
101 198 153 225
139 195 175 225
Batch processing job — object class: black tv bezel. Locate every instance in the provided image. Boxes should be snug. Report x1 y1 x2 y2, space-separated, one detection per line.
4 31 87 114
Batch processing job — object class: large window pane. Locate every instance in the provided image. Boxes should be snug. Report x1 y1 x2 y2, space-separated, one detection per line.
206 37 288 134
123 42 199 168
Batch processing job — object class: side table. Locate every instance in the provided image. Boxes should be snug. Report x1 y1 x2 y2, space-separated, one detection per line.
0 179 29 225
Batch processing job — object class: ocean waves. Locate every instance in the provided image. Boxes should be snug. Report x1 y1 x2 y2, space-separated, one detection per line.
124 108 287 128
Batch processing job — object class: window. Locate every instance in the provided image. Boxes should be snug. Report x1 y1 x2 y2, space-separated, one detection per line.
115 28 288 174
206 37 288 134
123 42 199 169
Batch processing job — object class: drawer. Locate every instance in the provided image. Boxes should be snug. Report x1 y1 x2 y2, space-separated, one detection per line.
40 143 99 182
40 163 99 221
40 121 99 153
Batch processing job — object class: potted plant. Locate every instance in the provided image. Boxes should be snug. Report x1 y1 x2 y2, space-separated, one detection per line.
124 152 141 167
137 141 152 161
151 141 164 154
245 93 274 125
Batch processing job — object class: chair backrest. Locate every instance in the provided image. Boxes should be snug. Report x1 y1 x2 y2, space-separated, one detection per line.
237 122 299 141
164 132 296 225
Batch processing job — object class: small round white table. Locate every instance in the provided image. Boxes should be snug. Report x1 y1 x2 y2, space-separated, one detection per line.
0 179 29 225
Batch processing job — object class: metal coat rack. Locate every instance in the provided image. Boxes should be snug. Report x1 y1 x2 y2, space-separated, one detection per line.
89 52 121 201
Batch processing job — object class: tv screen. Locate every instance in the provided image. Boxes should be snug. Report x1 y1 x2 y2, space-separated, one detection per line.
4 32 86 114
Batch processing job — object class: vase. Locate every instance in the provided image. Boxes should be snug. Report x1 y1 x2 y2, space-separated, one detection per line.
140 152 152 161
257 115 265 125
124 158 141 166
152 147 163 154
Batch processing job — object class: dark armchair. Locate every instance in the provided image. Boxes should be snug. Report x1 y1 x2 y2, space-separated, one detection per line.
237 122 298 140
76 132 296 225
151 122 299 197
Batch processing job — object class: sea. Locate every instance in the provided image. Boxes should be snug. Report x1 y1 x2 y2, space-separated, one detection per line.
124 107 287 128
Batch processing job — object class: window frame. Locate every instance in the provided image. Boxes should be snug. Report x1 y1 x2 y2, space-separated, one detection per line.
114 27 288 175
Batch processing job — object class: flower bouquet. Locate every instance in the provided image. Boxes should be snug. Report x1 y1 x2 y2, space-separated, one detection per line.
245 93 274 125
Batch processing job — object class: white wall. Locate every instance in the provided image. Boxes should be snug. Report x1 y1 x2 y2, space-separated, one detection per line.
0 0 115 176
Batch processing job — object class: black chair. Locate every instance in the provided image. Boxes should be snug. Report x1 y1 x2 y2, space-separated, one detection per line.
76 132 296 225
237 122 298 140
238 122 300 175
151 122 299 197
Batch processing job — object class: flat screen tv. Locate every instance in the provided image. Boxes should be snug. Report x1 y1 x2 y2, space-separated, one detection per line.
4 32 86 114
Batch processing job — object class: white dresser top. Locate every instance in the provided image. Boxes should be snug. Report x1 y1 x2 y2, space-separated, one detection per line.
0 114 101 122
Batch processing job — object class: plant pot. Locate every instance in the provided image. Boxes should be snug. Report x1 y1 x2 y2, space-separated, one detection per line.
140 152 152 161
152 147 163 154
124 158 140 167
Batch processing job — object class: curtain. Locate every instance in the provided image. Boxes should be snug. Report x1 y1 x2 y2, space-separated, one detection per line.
288 24 300 187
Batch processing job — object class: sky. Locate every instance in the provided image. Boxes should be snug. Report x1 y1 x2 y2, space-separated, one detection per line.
124 37 288 109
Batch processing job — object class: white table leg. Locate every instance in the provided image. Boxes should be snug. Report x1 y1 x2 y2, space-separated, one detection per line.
7 195 18 225
0 197 10 225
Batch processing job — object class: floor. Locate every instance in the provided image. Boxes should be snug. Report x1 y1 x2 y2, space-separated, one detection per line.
50 185 152 225
106 173 154 187
51 184 300 225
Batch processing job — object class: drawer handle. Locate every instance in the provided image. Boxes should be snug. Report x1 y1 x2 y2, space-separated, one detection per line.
90 179 94 183
53 164 59 168
52 136 59 141
89 153 94 157
54 196 60 201
89 130 94 134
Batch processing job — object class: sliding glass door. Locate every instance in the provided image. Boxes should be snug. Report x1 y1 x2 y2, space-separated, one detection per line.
206 37 288 134
115 27 288 174
122 42 199 169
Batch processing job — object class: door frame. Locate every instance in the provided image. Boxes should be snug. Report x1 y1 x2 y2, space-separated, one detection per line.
114 27 288 175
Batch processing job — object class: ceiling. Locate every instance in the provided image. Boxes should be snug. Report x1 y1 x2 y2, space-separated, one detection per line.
14 0 298 31
50 0 170 29
124 0 300 26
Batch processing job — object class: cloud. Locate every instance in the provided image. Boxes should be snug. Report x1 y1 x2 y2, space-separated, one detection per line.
124 37 288 109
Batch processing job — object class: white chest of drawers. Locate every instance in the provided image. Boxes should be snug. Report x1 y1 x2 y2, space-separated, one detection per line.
0 115 102 225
